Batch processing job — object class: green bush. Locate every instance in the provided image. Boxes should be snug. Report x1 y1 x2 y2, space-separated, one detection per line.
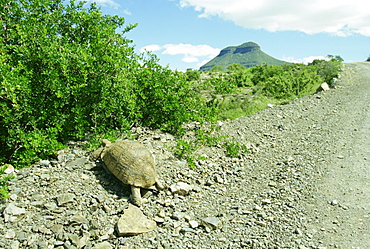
185 68 201 81
249 62 342 100
0 0 212 168
308 58 342 86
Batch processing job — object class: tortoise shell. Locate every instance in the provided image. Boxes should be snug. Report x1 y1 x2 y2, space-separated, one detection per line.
102 140 158 188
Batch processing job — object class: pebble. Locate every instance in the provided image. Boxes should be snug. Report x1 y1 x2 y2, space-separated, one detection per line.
93 241 113 249
201 217 221 230
189 220 199 228
5 229 16 239
3 203 26 222
4 164 15 174
117 205 157 236
169 182 193 195
57 193 75 206
330 200 339 205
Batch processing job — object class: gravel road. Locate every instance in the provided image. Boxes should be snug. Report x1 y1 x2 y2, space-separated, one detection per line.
1 62 369 248
301 62 370 248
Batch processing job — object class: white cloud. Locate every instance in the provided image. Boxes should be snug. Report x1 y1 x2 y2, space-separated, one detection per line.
283 55 329 64
140 43 220 64
179 0 370 36
183 56 199 63
86 0 120 8
162 43 220 58
122 9 132 16
140 44 162 53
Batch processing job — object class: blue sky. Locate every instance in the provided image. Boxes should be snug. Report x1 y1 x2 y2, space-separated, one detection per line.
85 0 369 71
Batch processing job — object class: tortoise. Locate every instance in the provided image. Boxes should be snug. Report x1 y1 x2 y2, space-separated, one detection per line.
92 139 164 206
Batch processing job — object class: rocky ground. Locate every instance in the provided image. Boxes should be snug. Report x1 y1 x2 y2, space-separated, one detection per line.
1 62 369 249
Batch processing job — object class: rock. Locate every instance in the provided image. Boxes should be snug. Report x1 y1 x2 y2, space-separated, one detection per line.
317 82 330 91
255 220 267 227
65 157 88 168
330 200 339 206
117 205 157 236
201 217 221 230
3 203 26 222
10 241 20 249
5 229 16 239
4 164 15 174
93 241 113 249
189 220 199 228
170 182 193 195
268 181 277 187
39 160 51 166
69 214 88 225
261 199 272 205
57 193 75 206
153 216 165 223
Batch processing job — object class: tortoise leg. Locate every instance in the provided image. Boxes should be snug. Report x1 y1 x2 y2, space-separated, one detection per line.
155 180 164 190
131 185 142 206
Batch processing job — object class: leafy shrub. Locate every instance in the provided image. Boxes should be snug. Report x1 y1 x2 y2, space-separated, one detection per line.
225 69 253 87
249 62 342 100
308 58 342 86
263 68 322 99
210 65 224 72
0 0 212 168
224 141 249 158
185 68 201 81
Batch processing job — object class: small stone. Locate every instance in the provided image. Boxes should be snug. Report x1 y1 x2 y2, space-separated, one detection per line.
268 181 277 187
44 202 58 210
261 199 272 205
54 241 64 246
341 205 349 210
170 182 193 195
254 205 262 211
65 157 88 168
5 229 16 239
157 209 166 218
4 164 15 174
9 194 18 201
201 217 220 230
38 226 52 235
10 241 20 249
39 160 51 166
69 214 88 225
57 193 75 206
317 82 330 91
117 204 157 236
180 228 195 233
3 203 26 222
100 234 110 241
50 224 64 234
17 232 26 242
294 228 303 235
255 221 267 227
330 200 339 205
153 217 165 223
189 220 199 228
93 241 113 249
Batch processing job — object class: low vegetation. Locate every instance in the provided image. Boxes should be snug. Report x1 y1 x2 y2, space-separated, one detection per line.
0 0 342 197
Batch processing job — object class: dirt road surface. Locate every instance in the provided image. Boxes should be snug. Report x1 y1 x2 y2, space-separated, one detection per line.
303 62 370 248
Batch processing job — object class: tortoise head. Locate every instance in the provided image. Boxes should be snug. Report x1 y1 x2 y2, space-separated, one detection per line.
91 139 112 161
102 139 112 148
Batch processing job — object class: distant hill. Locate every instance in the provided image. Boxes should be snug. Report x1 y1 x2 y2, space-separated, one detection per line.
199 42 290 71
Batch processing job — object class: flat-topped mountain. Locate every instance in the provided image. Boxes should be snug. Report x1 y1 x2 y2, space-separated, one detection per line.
200 42 289 71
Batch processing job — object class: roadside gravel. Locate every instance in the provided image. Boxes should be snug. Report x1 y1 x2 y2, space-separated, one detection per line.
1 62 369 248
